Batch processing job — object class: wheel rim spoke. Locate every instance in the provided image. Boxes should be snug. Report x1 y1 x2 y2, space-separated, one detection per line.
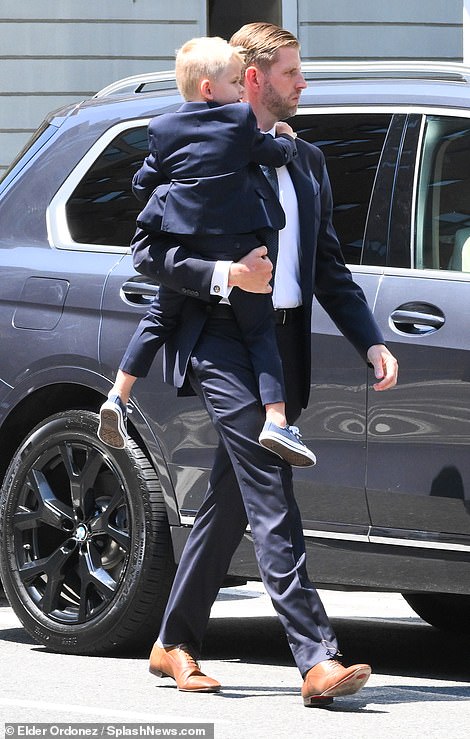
13 469 74 532
41 545 77 613
89 488 130 551
19 540 77 614
77 542 118 621
59 442 104 519
19 541 75 583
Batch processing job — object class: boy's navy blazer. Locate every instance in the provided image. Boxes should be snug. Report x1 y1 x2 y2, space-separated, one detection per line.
133 101 297 235
132 135 384 406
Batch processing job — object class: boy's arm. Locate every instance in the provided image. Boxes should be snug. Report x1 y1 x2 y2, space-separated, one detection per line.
132 126 169 202
246 107 298 168
131 228 217 301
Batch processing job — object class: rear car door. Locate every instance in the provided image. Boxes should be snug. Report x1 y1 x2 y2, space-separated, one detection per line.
366 112 470 578
290 111 401 541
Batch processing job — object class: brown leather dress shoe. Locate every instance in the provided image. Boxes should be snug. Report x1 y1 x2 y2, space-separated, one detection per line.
149 643 221 692
302 659 371 707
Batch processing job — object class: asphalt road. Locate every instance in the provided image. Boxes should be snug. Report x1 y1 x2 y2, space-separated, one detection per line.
1 584 470 739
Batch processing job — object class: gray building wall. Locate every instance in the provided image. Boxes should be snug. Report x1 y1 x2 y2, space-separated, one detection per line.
0 0 207 174
0 0 465 175
298 0 462 61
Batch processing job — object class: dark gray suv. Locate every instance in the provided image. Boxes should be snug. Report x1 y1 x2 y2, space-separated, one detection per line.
1 62 470 655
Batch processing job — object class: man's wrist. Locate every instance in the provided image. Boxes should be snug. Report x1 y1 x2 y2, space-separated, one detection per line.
227 261 242 288
211 260 232 298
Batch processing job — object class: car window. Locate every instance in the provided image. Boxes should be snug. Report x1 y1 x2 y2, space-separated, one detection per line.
65 113 392 256
66 126 148 247
296 113 392 264
415 115 470 272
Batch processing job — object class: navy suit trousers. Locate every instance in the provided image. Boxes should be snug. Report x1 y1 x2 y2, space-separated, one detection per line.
157 311 339 675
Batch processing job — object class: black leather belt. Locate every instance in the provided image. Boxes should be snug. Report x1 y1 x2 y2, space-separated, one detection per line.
273 306 303 325
209 303 302 325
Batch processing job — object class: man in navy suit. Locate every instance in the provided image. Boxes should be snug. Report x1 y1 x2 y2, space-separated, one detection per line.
140 24 398 706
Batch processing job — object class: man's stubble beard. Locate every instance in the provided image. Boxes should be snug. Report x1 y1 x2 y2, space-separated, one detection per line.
261 79 298 121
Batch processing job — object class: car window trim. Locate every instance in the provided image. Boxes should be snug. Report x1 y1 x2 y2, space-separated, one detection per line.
410 114 427 270
381 265 470 281
46 118 152 253
299 104 470 116
339 263 470 280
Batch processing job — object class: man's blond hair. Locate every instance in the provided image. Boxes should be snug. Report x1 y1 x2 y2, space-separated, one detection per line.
230 23 299 72
175 36 245 101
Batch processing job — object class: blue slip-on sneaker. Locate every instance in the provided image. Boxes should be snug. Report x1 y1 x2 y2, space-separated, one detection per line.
98 394 128 449
258 421 317 467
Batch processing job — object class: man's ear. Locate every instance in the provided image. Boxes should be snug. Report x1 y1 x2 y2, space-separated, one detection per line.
200 78 213 100
244 65 263 92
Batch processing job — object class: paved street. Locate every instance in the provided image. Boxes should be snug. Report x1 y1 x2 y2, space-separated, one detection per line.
1 584 470 738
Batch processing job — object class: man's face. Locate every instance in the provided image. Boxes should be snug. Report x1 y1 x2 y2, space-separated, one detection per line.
259 46 307 120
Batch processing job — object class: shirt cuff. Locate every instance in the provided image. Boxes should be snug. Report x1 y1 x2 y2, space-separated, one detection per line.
210 260 232 299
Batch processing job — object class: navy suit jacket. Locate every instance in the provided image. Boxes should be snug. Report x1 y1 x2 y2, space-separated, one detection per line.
133 101 297 236
131 137 384 407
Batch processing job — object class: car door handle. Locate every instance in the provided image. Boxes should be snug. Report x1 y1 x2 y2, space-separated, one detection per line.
390 303 445 335
121 278 159 305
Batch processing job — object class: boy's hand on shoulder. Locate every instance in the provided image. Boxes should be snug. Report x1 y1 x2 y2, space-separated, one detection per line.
275 121 297 138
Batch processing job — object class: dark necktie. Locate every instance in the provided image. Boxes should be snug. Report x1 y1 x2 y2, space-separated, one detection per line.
260 165 280 281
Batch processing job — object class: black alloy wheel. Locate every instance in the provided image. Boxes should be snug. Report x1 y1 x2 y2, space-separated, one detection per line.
0 410 175 655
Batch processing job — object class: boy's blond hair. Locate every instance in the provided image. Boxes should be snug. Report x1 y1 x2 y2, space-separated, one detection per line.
175 36 245 101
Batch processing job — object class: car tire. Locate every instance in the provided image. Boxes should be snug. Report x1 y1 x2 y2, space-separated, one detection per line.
403 592 470 633
0 410 175 655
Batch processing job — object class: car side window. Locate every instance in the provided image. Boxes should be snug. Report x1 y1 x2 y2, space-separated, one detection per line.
415 116 470 272
66 126 149 247
296 113 392 264
65 114 393 257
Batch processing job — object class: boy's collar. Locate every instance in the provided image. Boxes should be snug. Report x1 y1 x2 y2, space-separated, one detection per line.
178 100 222 111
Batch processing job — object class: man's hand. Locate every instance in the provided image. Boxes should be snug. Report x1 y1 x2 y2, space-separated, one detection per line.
367 344 398 391
228 246 273 293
